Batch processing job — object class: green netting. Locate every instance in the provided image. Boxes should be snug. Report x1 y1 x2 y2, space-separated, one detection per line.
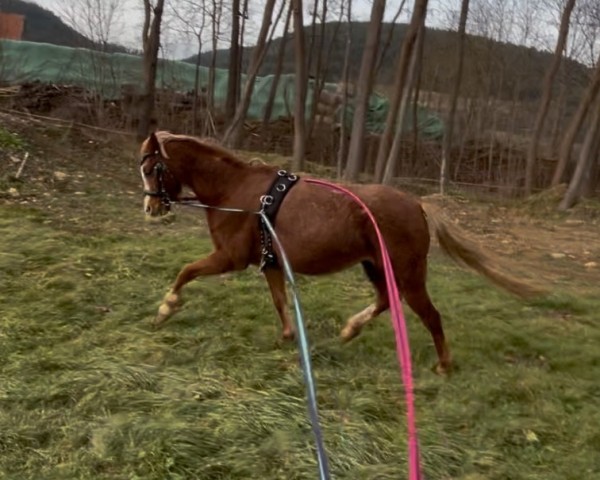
342 91 444 138
0 39 443 138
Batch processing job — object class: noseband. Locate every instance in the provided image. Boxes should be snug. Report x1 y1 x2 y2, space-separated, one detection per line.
141 151 172 211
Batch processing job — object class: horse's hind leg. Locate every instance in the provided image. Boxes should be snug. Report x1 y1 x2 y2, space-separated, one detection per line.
400 260 451 374
340 261 389 342
264 267 295 341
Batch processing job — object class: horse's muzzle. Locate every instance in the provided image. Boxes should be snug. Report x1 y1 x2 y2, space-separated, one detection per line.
144 195 170 217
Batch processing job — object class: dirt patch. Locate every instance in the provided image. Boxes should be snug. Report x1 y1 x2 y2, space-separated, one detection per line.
423 192 600 294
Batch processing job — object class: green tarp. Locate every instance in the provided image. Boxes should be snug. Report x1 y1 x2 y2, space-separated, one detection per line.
0 39 443 138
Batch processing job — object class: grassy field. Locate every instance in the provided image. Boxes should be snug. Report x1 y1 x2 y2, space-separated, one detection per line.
1 120 599 479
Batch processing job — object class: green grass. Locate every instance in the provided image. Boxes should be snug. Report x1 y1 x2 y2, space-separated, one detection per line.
1 204 599 480
0 127 27 151
1 127 599 479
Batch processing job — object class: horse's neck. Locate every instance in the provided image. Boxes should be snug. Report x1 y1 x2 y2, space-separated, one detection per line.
183 161 230 204
186 155 266 206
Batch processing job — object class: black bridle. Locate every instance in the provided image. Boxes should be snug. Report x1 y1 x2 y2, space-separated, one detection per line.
140 151 299 270
140 151 172 211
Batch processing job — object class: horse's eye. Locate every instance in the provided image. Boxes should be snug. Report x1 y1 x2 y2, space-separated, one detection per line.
143 168 152 177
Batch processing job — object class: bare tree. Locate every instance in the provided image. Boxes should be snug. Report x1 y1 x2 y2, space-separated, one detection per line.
337 0 352 178
59 0 126 123
374 0 429 183
291 0 308 171
226 0 242 122
223 0 281 147
381 14 426 184
344 0 386 181
552 54 600 185
207 0 224 122
440 0 470 194
171 0 208 134
524 0 577 195
238 0 250 91
306 0 320 82
60 0 125 50
410 11 426 170
137 0 166 141
306 0 330 140
263 3 293 126
375 0 407 77
559 95 600 209
577 0 600 66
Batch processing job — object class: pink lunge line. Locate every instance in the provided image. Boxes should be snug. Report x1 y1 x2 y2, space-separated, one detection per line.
306 178 422 480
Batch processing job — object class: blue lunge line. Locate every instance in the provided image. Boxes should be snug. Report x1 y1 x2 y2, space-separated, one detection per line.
176 200 330 480
259 212 331 480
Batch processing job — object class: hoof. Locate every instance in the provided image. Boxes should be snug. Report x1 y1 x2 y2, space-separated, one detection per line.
152 292 181 327
340 324 361 343
281 329 296 342
163 291 181 307
432 362 452 376
275 330 296 349
152 303 176 327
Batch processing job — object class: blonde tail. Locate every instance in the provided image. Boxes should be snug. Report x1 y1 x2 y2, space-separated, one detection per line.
422 202 542 299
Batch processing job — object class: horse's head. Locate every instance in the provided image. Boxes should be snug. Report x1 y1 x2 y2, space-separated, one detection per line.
139 132 182 217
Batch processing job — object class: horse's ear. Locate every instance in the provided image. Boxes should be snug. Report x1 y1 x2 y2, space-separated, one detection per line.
147 131 160 153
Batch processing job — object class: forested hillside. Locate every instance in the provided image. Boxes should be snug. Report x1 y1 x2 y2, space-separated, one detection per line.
186 21 590 103
1 1 590 105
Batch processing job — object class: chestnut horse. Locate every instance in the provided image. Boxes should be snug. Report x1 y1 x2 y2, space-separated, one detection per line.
140 131 537 373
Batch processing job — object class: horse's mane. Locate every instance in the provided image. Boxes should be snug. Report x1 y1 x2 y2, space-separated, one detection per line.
153 131 271 171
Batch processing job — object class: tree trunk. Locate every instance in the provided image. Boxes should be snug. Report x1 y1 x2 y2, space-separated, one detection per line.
344 0 386 181
291 0 308 171
226 0 241 122
306 0 329 141
550 74 567 155
381 17 425 184
559 97 600 210
306 0 320 80
192 39 202 134
318 5 344 86
137 0 165 142
207 0 222 119
552 56 600 185
375 0 406 78
582 134 600 197
374 0 429 182
308 4 346 141
263 4 292 127
238 0 250 89
337 0 352 178
440 0 469 194
223 0 279 147
410 18 426 173
524 0 576 195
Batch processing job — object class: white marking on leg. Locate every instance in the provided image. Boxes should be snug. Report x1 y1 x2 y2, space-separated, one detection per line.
158 303 172 317
164 292 179 306
341 304 377 340
348 304 377 329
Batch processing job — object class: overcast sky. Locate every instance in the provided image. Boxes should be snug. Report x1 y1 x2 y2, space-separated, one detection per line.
29 0 457 58
27 0 571 61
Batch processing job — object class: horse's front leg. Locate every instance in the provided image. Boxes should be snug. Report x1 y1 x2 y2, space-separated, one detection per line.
153 250 233 327
263 267 295 341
